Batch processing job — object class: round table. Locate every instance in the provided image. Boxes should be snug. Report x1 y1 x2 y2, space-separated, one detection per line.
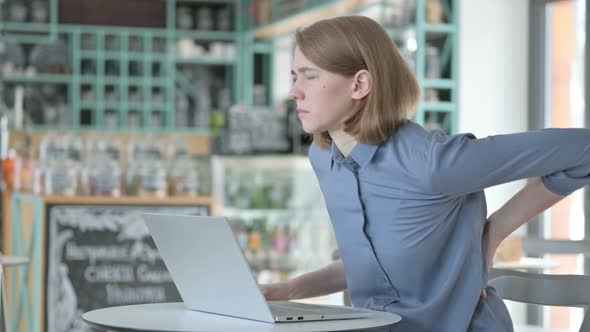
83 302 401 332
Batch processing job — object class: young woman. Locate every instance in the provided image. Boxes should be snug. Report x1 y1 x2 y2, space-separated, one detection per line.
261 16 588 332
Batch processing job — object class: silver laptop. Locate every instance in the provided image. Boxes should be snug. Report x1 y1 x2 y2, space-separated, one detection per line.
142 213 371 323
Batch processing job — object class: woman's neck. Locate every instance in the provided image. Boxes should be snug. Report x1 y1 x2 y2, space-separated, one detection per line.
329 129 357 157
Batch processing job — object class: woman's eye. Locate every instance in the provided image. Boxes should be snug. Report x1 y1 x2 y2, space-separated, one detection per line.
306 76 316 80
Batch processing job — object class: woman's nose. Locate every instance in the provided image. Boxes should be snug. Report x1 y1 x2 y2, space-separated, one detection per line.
288 86 304 100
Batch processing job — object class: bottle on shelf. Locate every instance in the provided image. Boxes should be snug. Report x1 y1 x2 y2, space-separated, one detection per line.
43 158 78 196
7 0 27 22
176 6 194 29
169 157 199 197
1 147 15 191
43 135 80 196
12 118 36 192
0 83 10 190
87 138 123 197
426 0 444 24
216 7 231 31
138 161 168 198
425 46 441 79
196 6 213 30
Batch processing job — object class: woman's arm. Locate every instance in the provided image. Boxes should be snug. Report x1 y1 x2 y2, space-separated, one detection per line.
262 259 347 300
485 178 566 267
480 178 565 299
429 128 590 197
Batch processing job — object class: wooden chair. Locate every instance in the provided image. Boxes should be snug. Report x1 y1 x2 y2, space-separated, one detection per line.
492 237 590 332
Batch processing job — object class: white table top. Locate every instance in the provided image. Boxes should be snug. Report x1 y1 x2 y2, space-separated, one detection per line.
493 257 559 271
83 302 401 332
0 255 29 266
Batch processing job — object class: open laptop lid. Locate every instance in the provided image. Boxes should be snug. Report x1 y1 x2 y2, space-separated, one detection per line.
143 213 275 323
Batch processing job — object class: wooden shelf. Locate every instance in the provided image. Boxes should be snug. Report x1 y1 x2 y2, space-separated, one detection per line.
423 79 456 89
422 102 455 112
252 0 367 39
1 73 71 84
7 191 216 208
8 130 211 162
40 194 215 206
175 56 235 65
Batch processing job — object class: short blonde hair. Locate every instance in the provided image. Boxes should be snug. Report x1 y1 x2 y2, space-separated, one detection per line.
295 16 419 149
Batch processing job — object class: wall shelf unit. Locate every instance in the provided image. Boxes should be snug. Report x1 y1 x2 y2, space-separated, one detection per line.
0 0 242 132
248 0 459 134
1 0 458 136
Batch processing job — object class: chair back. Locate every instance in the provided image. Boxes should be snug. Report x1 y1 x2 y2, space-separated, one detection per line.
490 268 590 332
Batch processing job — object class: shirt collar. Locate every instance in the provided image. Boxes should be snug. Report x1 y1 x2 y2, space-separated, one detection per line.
330 141 379 171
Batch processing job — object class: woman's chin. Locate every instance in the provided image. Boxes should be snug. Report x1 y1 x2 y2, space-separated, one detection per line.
301 126 321 135
300 122 325 135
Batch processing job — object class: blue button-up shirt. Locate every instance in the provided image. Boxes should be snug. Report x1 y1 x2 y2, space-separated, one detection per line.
309 121 590 332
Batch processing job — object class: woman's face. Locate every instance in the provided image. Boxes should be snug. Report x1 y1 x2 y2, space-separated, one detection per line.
288 47 356 134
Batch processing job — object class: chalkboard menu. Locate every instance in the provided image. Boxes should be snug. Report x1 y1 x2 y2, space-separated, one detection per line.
45 204 210 332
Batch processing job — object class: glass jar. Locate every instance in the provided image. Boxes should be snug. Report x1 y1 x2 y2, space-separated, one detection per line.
176 6 194 29
31 0 49 23
194 156 212 196
168 159 199 197
79 161 92 196
426 0 444 24
31 163 44 195
39 133 59 164
138 162 167 198
425 46 441 79
63 135 82 163
196 7 213 30
90 158 122 197
13 148 35 193
216 7 231 31
8 0 27 22
44 160 78 196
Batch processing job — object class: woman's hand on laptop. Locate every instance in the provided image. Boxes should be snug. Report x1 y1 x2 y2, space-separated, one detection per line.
260 281 294 301
261 261 347 301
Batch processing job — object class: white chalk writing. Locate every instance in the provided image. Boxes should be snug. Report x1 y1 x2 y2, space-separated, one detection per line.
105 284 166 305
84 265 135 283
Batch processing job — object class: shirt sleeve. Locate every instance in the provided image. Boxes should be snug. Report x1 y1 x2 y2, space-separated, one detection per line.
427 128 590 197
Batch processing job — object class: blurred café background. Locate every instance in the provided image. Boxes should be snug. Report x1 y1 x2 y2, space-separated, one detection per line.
0 0 588 331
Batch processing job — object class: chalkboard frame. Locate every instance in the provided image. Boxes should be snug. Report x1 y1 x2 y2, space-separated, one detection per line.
44 203 210 332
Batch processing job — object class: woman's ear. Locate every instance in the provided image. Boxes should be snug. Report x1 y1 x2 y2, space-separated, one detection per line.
351 70 372 100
